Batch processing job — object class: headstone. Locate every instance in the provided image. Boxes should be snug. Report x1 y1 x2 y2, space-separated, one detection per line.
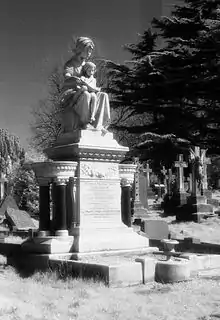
174 154 188 192
141 220 169 240
200 149 211 195
132 158 149 216
0 195 18 218
5 208 37 230
161 166 168 193
133 157 142 206
176 146 213 222
139 162 154 207
167 169 173 196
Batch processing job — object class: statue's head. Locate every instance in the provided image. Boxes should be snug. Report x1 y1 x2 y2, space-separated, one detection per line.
73 37 95 64
82 61 96 77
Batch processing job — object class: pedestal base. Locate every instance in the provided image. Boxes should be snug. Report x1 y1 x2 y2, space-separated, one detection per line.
163 192 190 216
21 236 74 254
176 195 214 222
69 226 149 253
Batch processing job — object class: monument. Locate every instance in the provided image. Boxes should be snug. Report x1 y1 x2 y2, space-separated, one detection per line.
176 146 213 222
163 154 189 215
22 37 149 255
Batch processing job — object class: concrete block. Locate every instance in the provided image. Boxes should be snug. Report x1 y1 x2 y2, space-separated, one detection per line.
108 262 143 287
135 257 156 283
49 259 143 287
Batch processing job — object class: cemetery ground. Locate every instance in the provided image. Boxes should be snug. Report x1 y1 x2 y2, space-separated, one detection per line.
0 215 220 320
0 256 220 320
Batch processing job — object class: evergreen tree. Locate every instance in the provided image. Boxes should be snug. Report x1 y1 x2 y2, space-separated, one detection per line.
107 0 220 155
0 128 24 177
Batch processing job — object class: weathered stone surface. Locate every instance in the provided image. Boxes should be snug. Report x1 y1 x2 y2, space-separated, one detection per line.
155 259 191 283
141 220 169 240
21 236 74 254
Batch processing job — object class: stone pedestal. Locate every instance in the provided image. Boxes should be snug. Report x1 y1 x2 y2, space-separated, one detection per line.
44 129 149 254
22 161 78 254
176 194 213 222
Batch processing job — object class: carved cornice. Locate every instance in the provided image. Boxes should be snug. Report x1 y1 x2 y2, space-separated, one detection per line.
31 161 77 184
80 162 118 179
78 150 126 162
119 163 136 185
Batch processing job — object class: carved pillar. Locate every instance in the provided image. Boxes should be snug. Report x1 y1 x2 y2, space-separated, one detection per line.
119 163 136 227
38 179 50 237
120 178 132 227
53 178 68 237
66 177 77 229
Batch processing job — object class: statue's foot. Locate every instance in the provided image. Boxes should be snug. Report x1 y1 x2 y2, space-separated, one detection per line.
83 123 95 130
101 127 108 136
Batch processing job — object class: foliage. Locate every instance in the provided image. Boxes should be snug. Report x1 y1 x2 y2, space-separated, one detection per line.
30 66 64 150
0 128 25 175
11 147 47 215
107 0 220 157
12 165 39 215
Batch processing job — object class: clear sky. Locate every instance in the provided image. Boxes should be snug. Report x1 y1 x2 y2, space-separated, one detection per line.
0 0 173 148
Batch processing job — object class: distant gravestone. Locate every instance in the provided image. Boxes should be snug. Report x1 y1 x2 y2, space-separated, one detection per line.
5 208 37 230
0 195 18 217
141 220 169 240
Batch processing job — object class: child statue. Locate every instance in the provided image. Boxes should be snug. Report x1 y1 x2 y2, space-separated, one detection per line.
60 37 111 133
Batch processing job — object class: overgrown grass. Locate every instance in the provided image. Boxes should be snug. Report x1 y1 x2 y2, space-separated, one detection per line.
0 265 219 320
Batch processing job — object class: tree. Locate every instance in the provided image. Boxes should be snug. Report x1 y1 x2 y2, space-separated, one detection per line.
107 0 220 156
30 66 64 150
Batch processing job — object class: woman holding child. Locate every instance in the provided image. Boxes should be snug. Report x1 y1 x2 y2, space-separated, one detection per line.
60 37 110 133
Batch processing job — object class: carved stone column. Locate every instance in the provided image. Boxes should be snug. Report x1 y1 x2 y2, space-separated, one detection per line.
120 178 132 227
38 178 50 237
119 164 136 227
53 178 68 237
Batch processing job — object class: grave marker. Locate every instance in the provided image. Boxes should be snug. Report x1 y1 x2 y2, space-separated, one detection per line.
174 154 188 192
141 220 169 240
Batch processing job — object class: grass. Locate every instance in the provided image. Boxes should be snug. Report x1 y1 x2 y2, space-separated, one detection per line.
0 265 219 320
0 205 220 319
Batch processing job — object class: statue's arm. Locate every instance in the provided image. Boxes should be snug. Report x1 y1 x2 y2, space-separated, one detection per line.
81 77 100 93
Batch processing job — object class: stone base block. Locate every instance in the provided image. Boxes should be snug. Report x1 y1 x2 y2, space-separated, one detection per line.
155 259 191 283
163 192 190 216
21 236 74 254
188 195 207 205
135 257 156 283
49 258 143 287
45 129 128 161
176 202 213 222
50 246 159 261
69 226 149 253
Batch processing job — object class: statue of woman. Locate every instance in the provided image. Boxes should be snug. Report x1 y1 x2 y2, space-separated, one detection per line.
60 37 110 134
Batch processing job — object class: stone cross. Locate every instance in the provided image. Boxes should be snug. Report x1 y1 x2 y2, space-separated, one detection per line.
167 168 173 196
200 149 211 190
174 154 188 192
160 166 168 193
142 163 152 188
133 157 142 203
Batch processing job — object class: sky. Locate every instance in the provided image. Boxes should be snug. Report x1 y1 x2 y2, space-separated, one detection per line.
0 0 174 148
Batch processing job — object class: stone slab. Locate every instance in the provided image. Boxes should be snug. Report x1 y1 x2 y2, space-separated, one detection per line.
135 257 156 283
141 220 169 240
69 226 150 252
21 236 74 254
45 129 128 162
49 258 143 287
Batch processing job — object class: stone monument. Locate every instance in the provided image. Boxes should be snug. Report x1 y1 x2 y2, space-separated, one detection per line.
176 146 213 222
22 37 149 255
163 154 189 215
